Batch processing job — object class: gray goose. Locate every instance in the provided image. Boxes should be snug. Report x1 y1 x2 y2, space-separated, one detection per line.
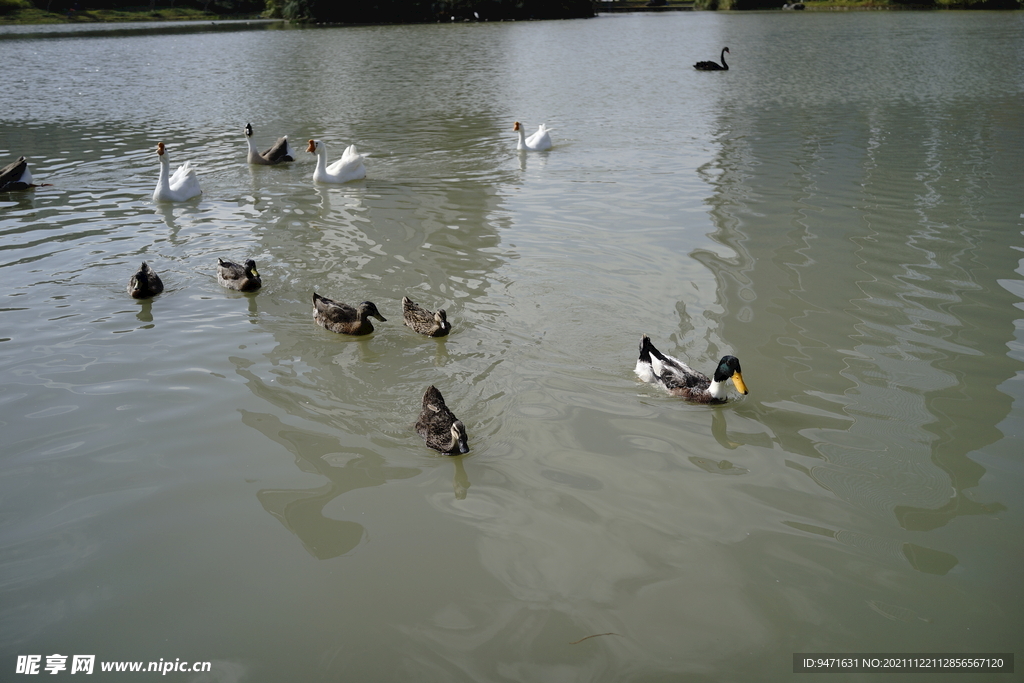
244 123 294 165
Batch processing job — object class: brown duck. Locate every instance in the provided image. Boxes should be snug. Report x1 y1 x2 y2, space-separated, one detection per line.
402 296 451 337
127 262 164 299
415 385 469 455
312 292 386 335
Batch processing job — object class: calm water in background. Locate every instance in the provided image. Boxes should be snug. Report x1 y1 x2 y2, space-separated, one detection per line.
2 10 1023 681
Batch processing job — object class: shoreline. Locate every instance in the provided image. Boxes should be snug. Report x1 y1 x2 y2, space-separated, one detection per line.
2 1 1016 26
0 7 265 26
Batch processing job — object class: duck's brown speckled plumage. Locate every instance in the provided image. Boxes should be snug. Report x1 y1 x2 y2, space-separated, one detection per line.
634 334 748 404
312 292 386 335
127 261 164 299
217 258 262 292
415 385 469 455
402 296 451 337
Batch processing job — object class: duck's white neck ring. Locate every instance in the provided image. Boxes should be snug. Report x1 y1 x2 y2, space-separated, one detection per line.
708 379 728 400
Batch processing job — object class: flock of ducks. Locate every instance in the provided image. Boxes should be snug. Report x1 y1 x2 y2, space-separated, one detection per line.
125 254 464 451
5 102 749 455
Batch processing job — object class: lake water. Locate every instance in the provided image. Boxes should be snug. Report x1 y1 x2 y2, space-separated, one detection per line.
2 9 1022 682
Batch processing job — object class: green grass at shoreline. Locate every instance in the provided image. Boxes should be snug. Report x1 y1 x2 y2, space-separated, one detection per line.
0 5 264 25
2 0 1017 24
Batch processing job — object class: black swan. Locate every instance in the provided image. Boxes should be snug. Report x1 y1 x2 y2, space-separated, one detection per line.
694 47 730 71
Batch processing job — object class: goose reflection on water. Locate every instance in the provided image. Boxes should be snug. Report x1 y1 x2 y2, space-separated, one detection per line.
241 410 420 560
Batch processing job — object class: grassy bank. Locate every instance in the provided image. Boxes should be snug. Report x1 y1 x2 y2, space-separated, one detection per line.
0 3 262 25
3 0 1018 24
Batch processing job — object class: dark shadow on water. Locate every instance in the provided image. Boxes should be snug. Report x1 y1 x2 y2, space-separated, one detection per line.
242 410 420 559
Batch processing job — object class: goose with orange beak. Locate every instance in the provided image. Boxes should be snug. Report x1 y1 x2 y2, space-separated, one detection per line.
513 121 552 151
306 139 366 184
152 142 201 202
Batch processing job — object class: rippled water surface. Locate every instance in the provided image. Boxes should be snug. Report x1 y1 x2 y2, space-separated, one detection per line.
2 10 1023 682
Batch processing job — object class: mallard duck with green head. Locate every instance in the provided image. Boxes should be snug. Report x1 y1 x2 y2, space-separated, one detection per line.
635 334 748 404
217 258 262 292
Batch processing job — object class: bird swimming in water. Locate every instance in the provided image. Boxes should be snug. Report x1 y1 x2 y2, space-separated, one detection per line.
694 47 730 71
415 385 469 455
402 296 451 337
244 123 294 165
513 121 553 151
312 292 385 335
152 142 201 202
0 156 35 192
127 262 164 299
634 334 748 404
216 258 262 292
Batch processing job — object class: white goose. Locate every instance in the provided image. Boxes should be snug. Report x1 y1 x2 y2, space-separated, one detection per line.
244 123 294 165
513 121 552 151
306 139 366 184
152 142 201 202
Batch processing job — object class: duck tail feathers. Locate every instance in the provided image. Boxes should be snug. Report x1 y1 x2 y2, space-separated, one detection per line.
639 334 665 364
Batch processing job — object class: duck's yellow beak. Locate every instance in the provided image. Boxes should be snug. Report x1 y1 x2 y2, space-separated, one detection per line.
731 371 748 395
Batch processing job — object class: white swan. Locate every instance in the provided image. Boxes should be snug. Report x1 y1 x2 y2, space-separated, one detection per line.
306 139 366 184
152 142 201 202
244 123 294 165
514 121 552 151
